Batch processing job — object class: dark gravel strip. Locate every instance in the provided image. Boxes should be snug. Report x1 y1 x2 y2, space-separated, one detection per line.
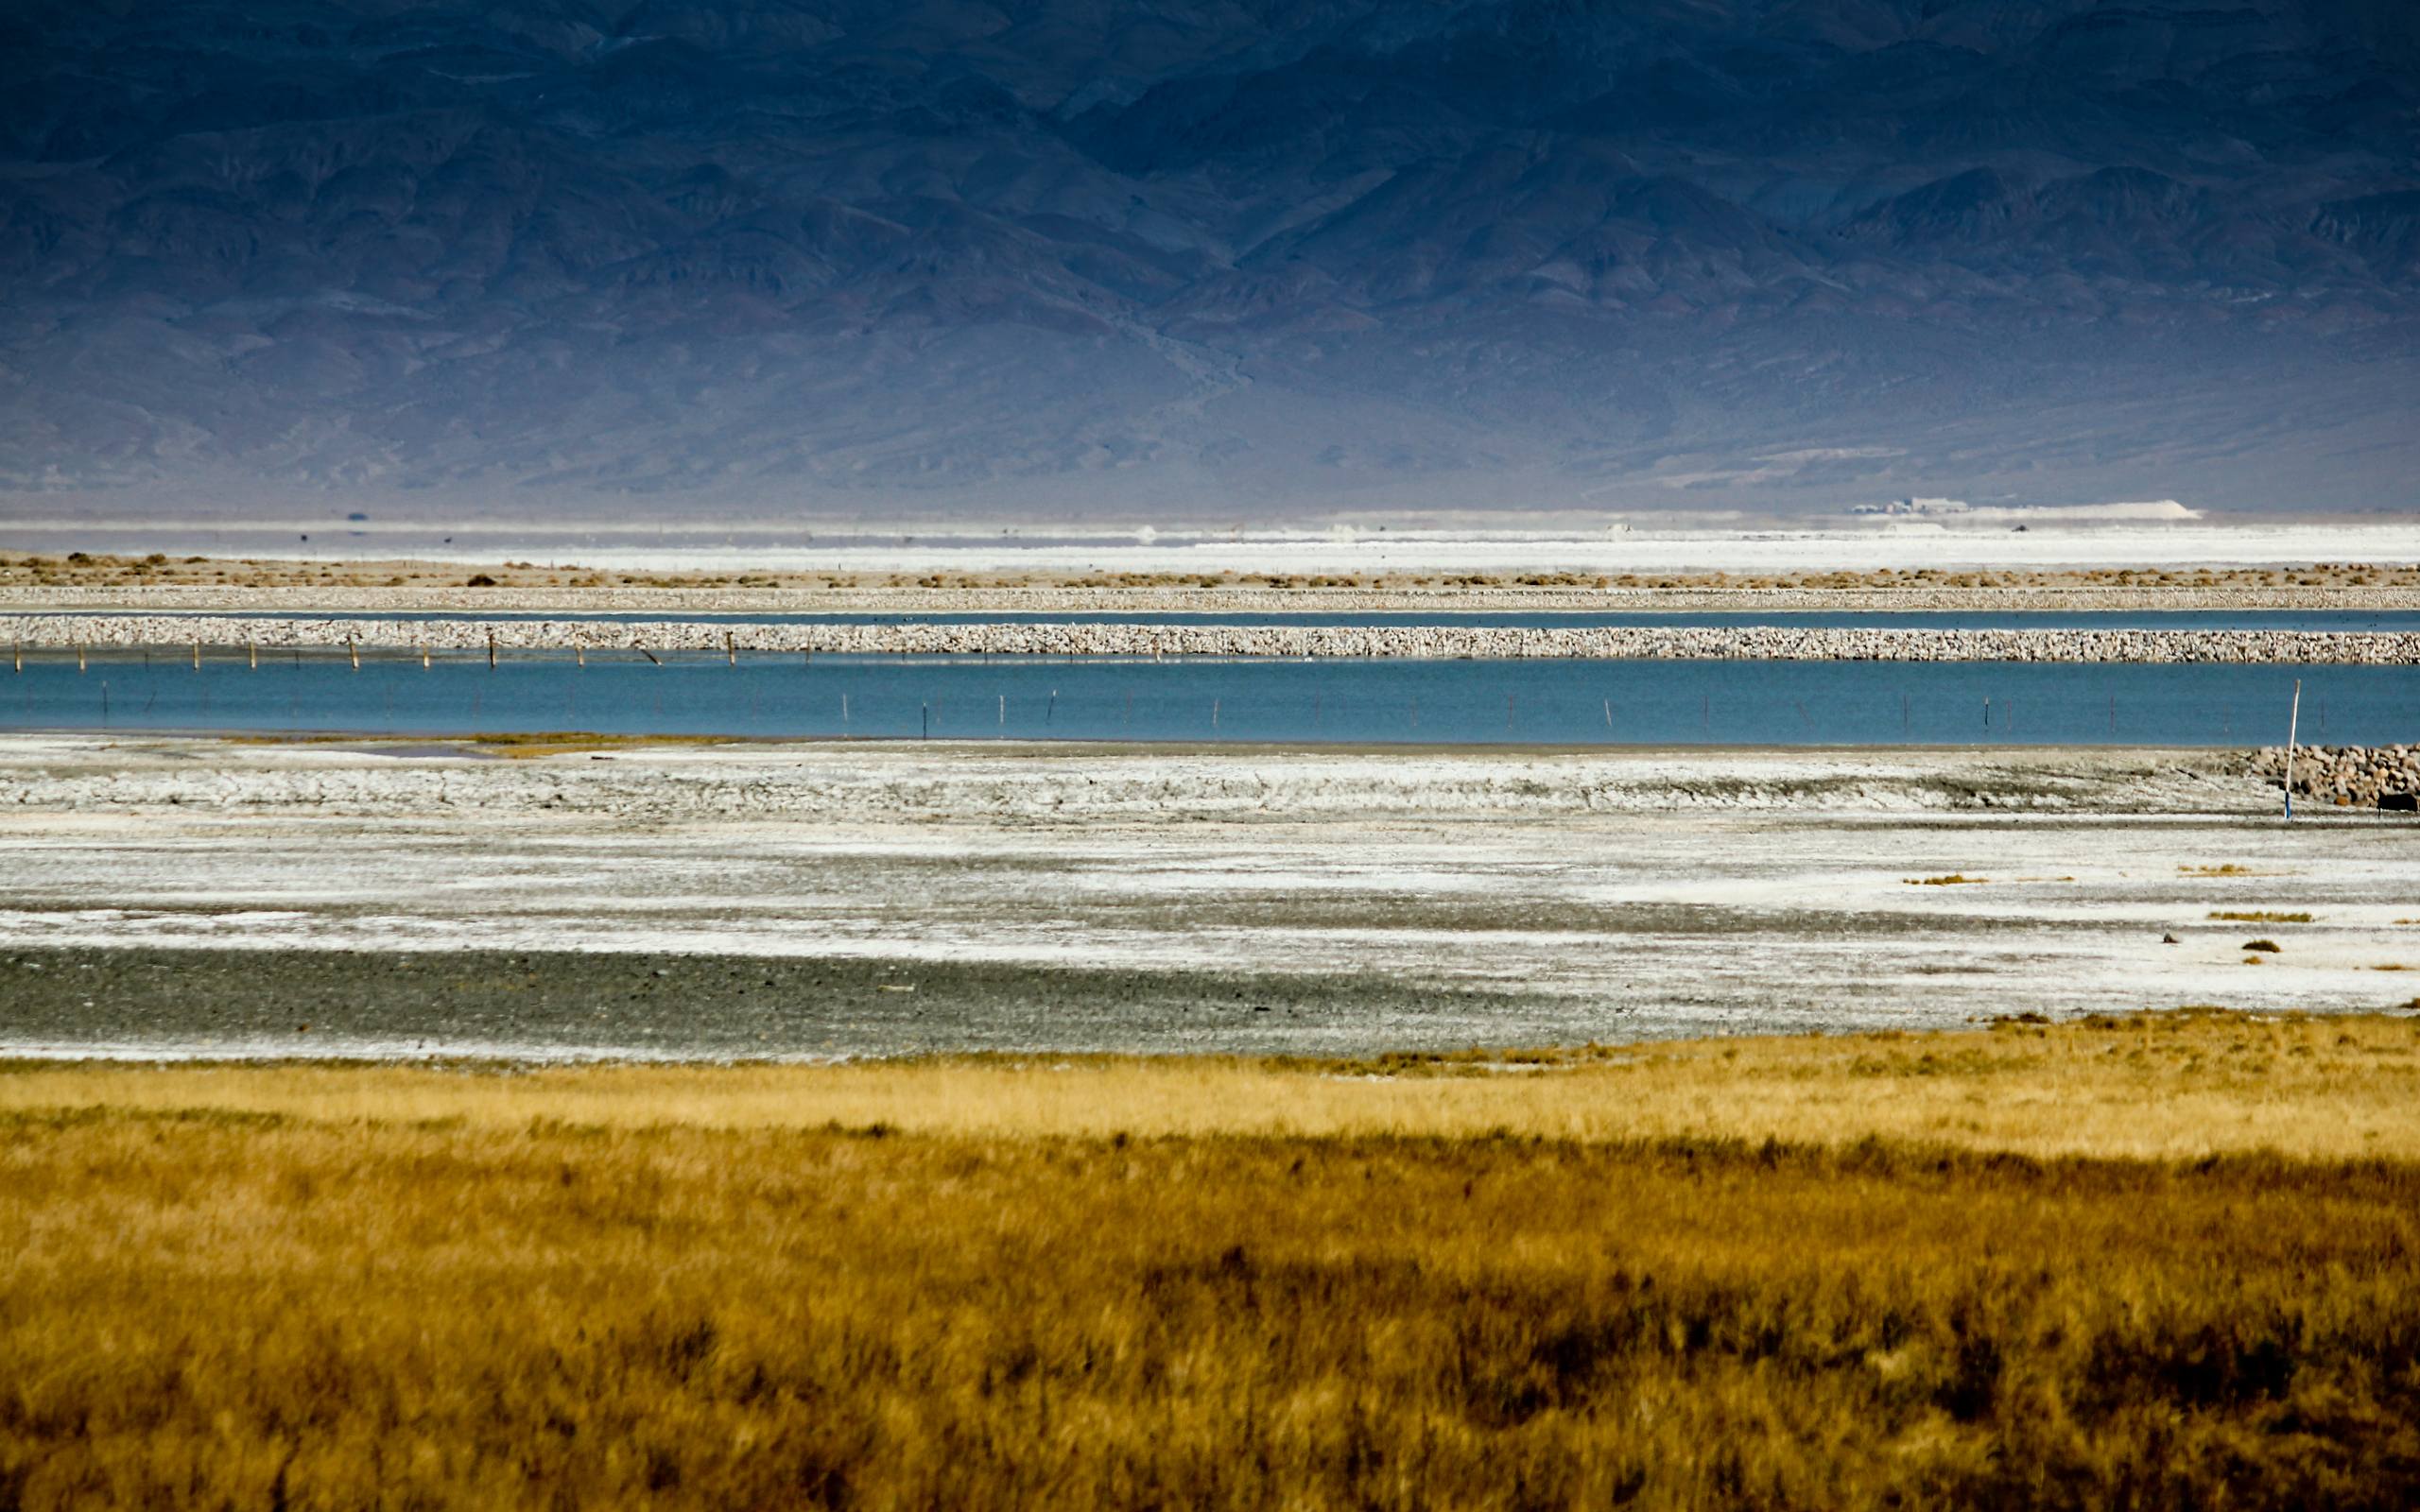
0 946 1581 1061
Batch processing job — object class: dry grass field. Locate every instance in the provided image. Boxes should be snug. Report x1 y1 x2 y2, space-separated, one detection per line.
6 1011 2420 1509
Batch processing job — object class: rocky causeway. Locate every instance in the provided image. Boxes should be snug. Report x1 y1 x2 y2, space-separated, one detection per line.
9 613 2420 664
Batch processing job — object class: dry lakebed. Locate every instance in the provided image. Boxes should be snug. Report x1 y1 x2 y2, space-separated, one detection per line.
2 734 2415 1060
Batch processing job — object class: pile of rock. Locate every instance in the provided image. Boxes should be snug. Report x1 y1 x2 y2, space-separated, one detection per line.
2248 745 2420 810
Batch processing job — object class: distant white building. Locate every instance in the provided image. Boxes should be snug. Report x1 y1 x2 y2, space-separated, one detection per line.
1851 496 1971 517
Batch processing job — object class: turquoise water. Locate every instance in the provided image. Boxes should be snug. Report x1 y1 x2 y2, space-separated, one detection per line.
7 652 2411 747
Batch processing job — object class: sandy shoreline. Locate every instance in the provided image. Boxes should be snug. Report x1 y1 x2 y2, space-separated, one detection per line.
11 581 2420 615
0 733 2292 817
7 544 2420 604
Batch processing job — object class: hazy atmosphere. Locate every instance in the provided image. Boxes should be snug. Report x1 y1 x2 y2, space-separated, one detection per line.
7 0 2418 525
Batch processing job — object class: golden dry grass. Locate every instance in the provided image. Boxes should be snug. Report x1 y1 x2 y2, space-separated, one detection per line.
9 1010 2416 1160
6 1012 2420 1510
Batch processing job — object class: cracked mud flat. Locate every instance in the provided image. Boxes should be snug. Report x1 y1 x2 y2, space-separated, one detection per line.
2 735 2415 1060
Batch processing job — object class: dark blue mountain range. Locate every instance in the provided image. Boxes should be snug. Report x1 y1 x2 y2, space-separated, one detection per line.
3 1 2415 520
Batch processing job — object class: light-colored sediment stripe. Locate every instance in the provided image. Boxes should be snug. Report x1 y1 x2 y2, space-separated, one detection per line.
4 614 2420 663
6 583 2420 614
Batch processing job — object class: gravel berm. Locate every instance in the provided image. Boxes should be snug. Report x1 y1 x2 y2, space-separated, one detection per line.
8 614 2420 664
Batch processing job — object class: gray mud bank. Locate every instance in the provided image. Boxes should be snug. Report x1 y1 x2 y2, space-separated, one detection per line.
0 947 1556 1061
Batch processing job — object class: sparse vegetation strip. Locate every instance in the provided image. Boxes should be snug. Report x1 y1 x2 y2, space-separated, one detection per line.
6 552 2419 612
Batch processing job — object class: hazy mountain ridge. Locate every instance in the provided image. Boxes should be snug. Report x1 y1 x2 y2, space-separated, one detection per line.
3 0 2415 520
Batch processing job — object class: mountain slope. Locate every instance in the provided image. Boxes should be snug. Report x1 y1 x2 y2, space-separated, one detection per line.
3 0 2415 522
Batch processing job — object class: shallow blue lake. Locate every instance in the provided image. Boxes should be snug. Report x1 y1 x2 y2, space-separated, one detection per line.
7 652 2412 747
